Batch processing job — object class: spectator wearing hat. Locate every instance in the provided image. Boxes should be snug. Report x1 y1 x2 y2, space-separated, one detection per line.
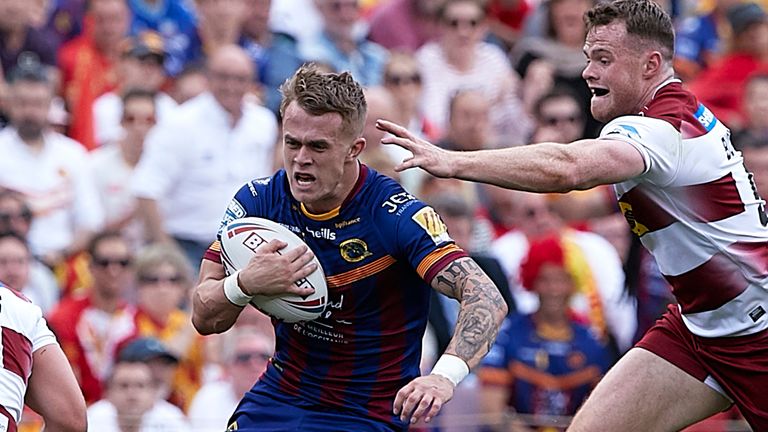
478 235 612 430
117 337 183 405
92 31 177 147
688 2 768 128
87 354 189 432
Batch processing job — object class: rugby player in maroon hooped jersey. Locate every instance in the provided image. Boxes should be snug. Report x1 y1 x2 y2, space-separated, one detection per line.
377 0 768 430
191 64 508 431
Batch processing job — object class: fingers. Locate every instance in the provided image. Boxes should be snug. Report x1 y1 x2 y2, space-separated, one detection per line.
393 384 412 417
409 393 435 424
257 239 288 254
376 119 413 139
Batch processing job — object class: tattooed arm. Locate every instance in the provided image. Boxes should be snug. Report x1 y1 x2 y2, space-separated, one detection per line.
393 257 507 424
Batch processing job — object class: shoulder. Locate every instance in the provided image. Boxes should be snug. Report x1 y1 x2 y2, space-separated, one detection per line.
48 133 90 157
642 82 706 134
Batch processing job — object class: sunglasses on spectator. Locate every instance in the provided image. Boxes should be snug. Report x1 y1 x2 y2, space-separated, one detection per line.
385 73 421 86
139 274 183 284
0 210 32 223
446 17 481 28
234 351 271 364
542 115 581 126
123 114 156 125
93 257 132 268
330 0 358 11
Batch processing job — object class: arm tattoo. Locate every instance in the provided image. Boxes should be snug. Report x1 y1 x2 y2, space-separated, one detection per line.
432 257 508 368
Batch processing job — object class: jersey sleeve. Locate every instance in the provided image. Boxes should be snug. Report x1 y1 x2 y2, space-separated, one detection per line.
372 183 468 284
599 115 681 186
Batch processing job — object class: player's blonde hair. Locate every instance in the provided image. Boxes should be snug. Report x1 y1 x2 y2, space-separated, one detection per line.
279 63 367 139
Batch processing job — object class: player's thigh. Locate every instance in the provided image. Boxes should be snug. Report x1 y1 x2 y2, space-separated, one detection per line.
568 348 731 432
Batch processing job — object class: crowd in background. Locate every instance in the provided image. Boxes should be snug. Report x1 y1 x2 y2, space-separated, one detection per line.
0 0 766 430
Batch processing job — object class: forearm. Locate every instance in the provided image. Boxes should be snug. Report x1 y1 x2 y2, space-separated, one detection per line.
452 143 585 193
191 277 244 335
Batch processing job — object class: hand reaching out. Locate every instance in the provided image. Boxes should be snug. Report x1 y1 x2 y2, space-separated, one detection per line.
376 119 456 178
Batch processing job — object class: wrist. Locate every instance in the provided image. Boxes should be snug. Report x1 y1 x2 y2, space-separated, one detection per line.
430 354 469 387
223 270 253 307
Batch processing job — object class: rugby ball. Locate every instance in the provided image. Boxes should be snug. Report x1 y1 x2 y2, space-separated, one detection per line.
220 217 328 322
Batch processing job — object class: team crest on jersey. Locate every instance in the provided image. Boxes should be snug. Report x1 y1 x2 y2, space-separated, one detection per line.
412 207 452 244
618 202 649 236
339 238 373 262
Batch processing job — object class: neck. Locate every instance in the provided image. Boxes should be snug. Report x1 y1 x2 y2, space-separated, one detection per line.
443 44 474 70
18 130 45 151
119 138 143 167
116 416 141 432
636 72 675 112
535 304 569 326
91 289 121 313
327 29 357 54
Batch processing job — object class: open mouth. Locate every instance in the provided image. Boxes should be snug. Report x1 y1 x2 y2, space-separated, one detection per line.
591 87 609 97
294 173 316 186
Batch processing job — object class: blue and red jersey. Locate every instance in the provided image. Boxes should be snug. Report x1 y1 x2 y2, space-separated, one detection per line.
205 165 467 427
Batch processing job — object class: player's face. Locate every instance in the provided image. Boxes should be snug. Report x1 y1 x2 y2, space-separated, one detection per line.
282 102 364 213
582 22 646 122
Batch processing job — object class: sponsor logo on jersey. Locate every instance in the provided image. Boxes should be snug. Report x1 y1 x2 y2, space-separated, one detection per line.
749 305 766 322
606 124 641 141
305 227 336 240
219 199 246 231
694 103 716 132
253 177 271 185
618 202 649 236
339 238 373 262
382 191 416 213
412 206 452 244
335 217 361 229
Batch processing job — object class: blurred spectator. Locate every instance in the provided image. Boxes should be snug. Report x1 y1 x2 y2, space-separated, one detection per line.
478 235 612 431
0 230 59 313
91 89 155 249
170 63 208 104
42 0 87 44
688 2 768 127
530 87 587 143
268 0 323 53
302 0 389 86
188 326 274 432
241 0 305 114
118 336 185 409
739 139 768 201
131 45 277 269
47 231 137 404
512 0 598 138
131 242 206 410
485 0 533 53
416 0 532 144
360 86 402 181
438 88 494 150
87 358 189 432
0 0 59 78
368 0 445 52
674 0 742 82
733 72 768 146
0 60 103 269
58 0 131 150
126 0 198 77
489 190 635 354
93 32 176 146
382 51 440 141
182 0 247 70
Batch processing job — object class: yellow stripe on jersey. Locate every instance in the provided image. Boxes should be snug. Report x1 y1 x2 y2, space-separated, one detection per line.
326 255 396 288
300 203 341 220
416 244 463 279
209 240 221 251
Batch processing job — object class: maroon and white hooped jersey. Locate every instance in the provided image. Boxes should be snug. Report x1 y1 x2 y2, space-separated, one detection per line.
600 79 768 338
0 284 57 429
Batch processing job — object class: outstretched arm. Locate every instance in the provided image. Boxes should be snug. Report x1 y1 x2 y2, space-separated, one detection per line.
376 119 645 193
26 344 87 432
394 257 507 425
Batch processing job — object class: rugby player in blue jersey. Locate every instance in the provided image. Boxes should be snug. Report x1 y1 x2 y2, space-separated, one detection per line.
191 64 508 431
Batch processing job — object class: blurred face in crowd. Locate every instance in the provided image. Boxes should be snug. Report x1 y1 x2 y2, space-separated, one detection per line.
108 362 156 421
282 101 365 214
743 146 768 200
89 237 133 300
230 332 274 396
534 263 574 314
448 90 490 151
582 22 649 122
196 0 246 37
440 0 486 48
317 0 360 40
172 70 208 104
384 56 423 116
207 46 254 117
744 77 768 130
362 87 397 148
0 236 30 291
549 0 591 47
536 95 585 143
736 21 768 59
120 55 166 92
243 0 271 40
9 80 52 142
91 0 130 50
137 262 187 319
0 0 30 31
121 96 156 144
439 213 472 250
0 195 32 237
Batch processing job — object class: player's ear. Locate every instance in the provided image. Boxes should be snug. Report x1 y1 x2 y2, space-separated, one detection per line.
348 138 365 160
643 51 663 78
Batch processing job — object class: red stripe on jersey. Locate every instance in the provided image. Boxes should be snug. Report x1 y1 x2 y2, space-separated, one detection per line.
643 82 708 138
2 327 32 384
0 405 17 432
202 246 221 263
663 241 768 314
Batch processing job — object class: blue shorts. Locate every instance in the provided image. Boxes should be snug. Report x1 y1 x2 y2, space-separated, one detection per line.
226 388 408 431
